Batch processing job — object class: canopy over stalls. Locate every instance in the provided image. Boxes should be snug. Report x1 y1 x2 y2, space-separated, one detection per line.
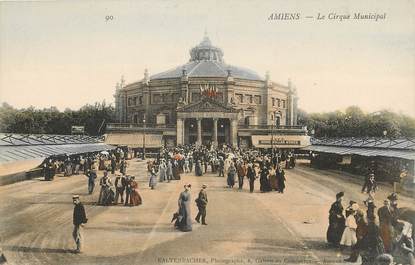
0 134 117 180
0 134 116 165
304 137 415 160
304 145 415 161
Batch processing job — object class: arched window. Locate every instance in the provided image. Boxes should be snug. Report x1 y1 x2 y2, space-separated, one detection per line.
165 113 170 125
244 117 250 126
275 114 281 127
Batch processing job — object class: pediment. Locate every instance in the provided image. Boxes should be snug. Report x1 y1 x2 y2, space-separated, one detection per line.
177 97 238 113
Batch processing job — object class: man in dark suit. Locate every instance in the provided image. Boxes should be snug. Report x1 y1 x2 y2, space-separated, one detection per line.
247 163 256 193
378 200 394 253
114 174 127 204
72 195 88 253
124 175 132 206
195 184 208 225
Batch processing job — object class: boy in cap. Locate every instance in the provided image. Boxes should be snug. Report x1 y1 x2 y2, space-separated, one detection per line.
72 195 88 253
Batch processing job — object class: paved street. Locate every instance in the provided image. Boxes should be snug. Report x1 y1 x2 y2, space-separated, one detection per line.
0 160 413 265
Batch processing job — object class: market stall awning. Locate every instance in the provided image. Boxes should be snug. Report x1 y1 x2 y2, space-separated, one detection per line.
105 133 162 148
303 145 415 161
251 135 311 149
0 143 117 164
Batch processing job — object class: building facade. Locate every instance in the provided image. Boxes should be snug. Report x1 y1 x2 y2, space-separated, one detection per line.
108 35 309 149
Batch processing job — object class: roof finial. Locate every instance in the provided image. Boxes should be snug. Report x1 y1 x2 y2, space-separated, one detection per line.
120 75 125 88
144 68 149 84
204 28 208 38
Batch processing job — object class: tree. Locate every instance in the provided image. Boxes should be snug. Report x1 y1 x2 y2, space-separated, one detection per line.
297 107 415 138
0 101 115 135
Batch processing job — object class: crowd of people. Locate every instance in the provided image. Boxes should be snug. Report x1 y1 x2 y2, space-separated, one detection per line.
41 148 129 181
144 144 296 194
62 144 414 264
81 151 143 207
40 148 143 208
327 188 414 265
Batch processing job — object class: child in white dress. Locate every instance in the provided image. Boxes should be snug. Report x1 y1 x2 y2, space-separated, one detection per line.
340 208 357 247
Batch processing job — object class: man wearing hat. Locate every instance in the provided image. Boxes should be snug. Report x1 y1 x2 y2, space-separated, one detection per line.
114 174 127 204
362 173 373 193
378 199 394 252
72 195 88 253
327 191 345 246
85 168 97 195
387 193 400 227
195 184 208 225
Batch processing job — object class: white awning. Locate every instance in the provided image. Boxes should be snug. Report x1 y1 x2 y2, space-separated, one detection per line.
105 133 162 148
251 135 311 148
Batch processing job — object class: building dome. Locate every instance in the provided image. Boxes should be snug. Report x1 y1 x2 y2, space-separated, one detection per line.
150 35 264 81
189 34 224 62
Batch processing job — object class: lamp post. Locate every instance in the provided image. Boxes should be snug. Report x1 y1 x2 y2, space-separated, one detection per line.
271 117 274 154
220 123 224 146
142 115 146 160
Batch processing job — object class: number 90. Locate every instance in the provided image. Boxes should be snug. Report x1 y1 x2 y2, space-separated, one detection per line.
105 15 114 21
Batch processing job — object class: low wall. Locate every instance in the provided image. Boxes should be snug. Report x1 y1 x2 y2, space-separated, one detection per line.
0 159 44 186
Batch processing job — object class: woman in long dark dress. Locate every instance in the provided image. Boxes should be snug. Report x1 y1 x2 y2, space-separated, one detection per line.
259 166 270 192
177 184 192 232
227 163 236 188
360 213 385 264
276 167 286 193
130 176 142 206
172 160 181 180
269 166 278 191
327 192 345 246
195 160 203 176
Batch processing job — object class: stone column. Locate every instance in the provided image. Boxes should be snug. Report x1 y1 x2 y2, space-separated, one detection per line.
212 118 218 147
176 118 184 146
230 119 238 147
196 118 202 146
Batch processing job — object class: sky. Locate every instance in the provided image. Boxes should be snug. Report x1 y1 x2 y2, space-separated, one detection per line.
0 0 414 116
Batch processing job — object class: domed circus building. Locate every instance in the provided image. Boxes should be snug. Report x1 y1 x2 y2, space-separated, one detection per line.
107 34 310 150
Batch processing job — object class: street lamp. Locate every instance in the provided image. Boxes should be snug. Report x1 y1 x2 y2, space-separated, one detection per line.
271 117 274 153
142 115 146 160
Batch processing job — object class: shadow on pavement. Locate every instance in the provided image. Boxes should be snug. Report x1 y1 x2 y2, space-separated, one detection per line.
85 224 174 234
4 245 74 254
28 201 96 206
28 192 90 196
302 239 334 251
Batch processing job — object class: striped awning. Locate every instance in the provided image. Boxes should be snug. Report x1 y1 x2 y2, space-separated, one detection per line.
105 133 162 148
303 145 415 161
